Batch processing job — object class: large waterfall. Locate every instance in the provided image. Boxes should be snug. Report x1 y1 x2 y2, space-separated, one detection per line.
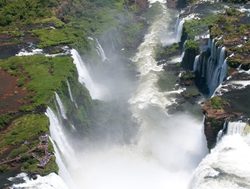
44 2 207 189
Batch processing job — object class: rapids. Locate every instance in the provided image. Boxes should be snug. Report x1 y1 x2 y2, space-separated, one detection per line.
47 2 207 189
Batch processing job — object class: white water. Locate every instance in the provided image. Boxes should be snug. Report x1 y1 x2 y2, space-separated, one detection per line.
57 4 206 189
176 18 185 42
191 122 250 189
55 92 67 119
12 2 208 189
208 46 227 93
95 39 108 62
25 3 207 189
227 122 247 136
71 49 102 99
16 46 70 57
193 55 200 71
66 80 74 103
175 14 200 42
16 49 43 56
10 173 68 189
196 39 228 95
66 80 78 108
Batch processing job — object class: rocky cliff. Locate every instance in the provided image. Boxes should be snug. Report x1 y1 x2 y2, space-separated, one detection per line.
178 2 250 149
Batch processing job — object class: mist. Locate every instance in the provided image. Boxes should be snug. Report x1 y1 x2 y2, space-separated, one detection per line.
49 1 208 189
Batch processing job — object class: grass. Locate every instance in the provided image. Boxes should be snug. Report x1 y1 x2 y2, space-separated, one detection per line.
185 40 199 51
32 16 65 28
0 114 12 130
0 114 58 175
0 55 75 111
33 27 83 48
0 114 48 149
183 14 219 39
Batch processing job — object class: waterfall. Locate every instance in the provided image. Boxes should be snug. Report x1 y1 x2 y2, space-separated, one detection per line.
216 122 227 142
193 55 200 71
95 39 108 62
191 121 250 189
66 80 78 108
208 46 226 93
41 3 206 189
55 92 67 119
195 39 228 95
14 3 207 189
71 49 101 99
46 107 77 189
226 121 246 135
219 59 228 84
175 18 185 42
66 80 74 103
175 14 200 43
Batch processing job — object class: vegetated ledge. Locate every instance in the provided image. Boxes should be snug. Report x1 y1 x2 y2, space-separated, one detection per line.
0 55 75 176
203 8 250 149
179 4 250 149
0 0 149 183
0 53 95 182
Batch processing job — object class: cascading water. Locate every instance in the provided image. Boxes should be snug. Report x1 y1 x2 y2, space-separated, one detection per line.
95 39 108 62
175 14 200 43
176 17 185 42
49 2 207 189
195 39 228 95
66 80 74 103
66 80 78 108
55 92 67 120
191 121 250 189
46 107 77 189
12 2 211 189
193 55 200 72
227 121 247 135
71 49 102 99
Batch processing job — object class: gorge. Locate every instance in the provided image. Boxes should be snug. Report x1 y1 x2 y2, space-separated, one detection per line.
0 0 250 189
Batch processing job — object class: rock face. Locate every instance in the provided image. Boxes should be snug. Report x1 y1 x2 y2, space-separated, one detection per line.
202 96 240 149
179 4 250 149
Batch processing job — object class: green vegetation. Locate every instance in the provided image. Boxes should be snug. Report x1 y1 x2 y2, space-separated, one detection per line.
183 14 218 39
0 114 48 149
185 40 199 50
0 0 58 26
0 0 144 53
0 114 12 130
0 54 91 175
210 9 250 70
0 0 147 177
0 114 58 175
210 96 227 109
0 55 75 111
